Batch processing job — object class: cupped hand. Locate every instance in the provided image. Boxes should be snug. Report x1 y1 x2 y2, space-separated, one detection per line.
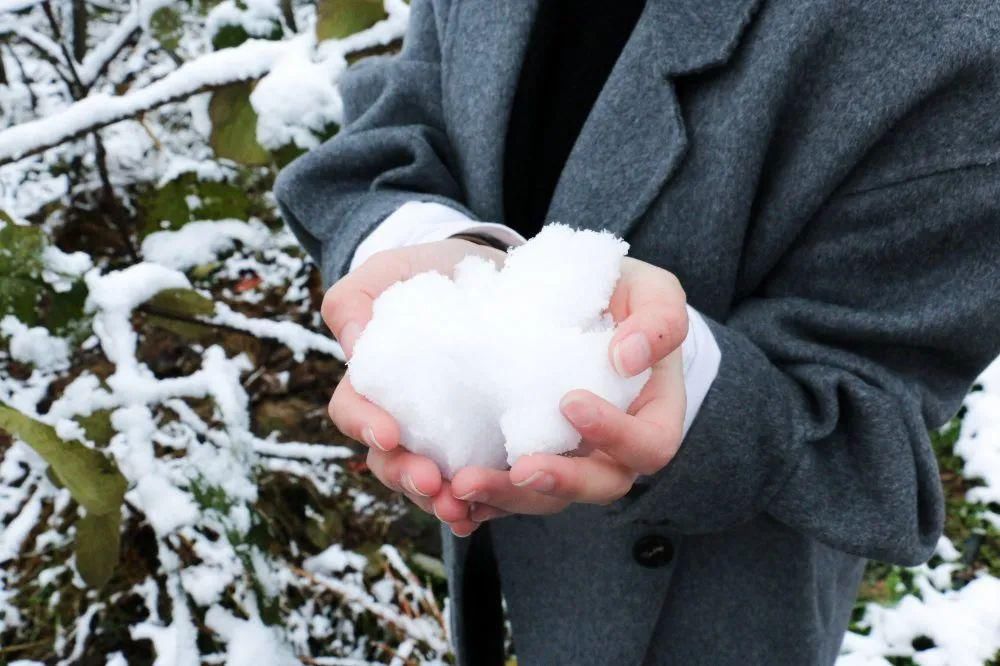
324 246 688 536
450 256 689 522
323 239 506 536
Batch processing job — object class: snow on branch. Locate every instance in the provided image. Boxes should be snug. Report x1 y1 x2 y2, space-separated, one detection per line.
0 0 410 166
0 36 292 164
0 0 41 12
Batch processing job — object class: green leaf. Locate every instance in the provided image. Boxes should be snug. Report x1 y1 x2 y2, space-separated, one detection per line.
0 224 46 324
150 6 183 51
0 404 126 516
137 171 265 238
144 288 216 318
315 0 386 41
74 409 114 447
208 82 271 166
75 510 122 587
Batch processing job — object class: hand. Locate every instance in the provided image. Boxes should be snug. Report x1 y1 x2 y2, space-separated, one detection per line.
449 257 688 523
324 245 688 535
323 239 507 536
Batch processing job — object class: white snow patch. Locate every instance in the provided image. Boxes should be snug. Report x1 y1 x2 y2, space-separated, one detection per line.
0 316 70 371
141 219 271 271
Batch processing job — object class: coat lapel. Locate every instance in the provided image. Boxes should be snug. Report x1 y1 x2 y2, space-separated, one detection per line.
544 0 765 239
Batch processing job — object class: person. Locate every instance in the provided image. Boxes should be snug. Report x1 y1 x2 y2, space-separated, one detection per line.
273 0 1000 663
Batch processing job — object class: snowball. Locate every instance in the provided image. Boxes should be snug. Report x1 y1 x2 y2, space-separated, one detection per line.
347 224 651 478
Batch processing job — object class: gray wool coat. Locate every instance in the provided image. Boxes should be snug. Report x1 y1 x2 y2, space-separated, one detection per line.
273 0 1000 664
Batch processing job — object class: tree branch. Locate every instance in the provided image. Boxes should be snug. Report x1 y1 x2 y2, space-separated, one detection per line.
0 36 292 165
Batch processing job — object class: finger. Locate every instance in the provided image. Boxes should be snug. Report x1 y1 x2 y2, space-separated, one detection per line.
432 481 471 523
321 250 412 357
366 447 442 499
450 466 568 515
328 375 400 452
608 261 688 377
508 452 636 506
321 241 505 357
405 491 435 514
560 378 683 476
469 504 510 523
447 519 480 538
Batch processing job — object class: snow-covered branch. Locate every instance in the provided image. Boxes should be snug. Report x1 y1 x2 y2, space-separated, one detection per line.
0 36 292 164
0 0 410 166
0 0 41 12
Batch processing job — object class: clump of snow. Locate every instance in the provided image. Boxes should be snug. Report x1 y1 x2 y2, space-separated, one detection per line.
250 38 344 149
304 544 367 576
0 316 70 371
348 224 651 478
41 245 92 292
955 356 1000 506
840 574 1000 666
141 219 270 271
205 606 300 666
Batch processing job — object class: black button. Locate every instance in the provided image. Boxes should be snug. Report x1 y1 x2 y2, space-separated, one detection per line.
633 534 674 568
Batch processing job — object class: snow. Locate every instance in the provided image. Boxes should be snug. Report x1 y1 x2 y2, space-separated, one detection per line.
0 36 293 162
41 245 93 292
348 224 651 477
955 356 1000 505
249 37 344 149
304 544 368 576
204 606 300 666
841 574 1000 666
0 316 70 371
141 219 270 270
0 0 410 165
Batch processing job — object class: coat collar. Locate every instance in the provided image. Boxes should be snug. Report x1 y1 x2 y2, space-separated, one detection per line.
450 0 763 240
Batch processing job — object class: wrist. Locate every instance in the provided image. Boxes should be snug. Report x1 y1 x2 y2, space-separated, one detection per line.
449 232 510 251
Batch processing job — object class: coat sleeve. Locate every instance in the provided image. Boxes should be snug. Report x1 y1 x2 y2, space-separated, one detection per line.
630 158 1000 566
272 0 474 287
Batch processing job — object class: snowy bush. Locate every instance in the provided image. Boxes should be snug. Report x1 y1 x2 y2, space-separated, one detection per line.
0 0 997 664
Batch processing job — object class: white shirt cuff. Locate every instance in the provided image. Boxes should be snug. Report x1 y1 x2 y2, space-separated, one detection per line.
348 201 525 273
680 305 721 439
349 200 721 441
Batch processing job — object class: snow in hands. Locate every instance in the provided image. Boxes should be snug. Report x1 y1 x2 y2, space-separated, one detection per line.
348 223 652 478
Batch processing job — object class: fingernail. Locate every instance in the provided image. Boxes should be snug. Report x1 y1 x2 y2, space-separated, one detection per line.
451 524 475 538
455 489 486 503
612 332 650 378
513 470 555 493
339 321 362 356
361 425 388 451
560 396 597 428
402 472 430 497
471 506 509 523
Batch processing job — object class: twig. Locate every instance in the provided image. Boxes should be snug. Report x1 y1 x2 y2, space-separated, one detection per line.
2 42 37 111
1 26 74 88
0 638 52 655
40 0 85 96
92 129 139 260
137 113 164 150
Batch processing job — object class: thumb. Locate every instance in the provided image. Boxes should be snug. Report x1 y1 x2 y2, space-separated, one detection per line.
607 260 688 378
